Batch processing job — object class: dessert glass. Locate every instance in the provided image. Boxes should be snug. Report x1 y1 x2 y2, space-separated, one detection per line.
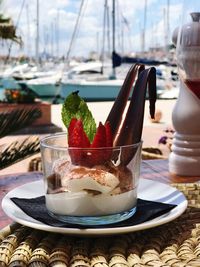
40 132 142 226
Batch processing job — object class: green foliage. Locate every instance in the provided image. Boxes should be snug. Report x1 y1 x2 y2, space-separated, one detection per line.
0 13 22 44
0 136 40 170
0 108 41 138
0 107 42 169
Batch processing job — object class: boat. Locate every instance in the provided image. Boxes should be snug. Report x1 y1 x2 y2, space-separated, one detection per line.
61 78 123 101
122 56 169 66
0 64 30 92
159 85 180 99
0 62 63 97
60 53 179 100
23 60 105 98
60 0 126 101
0 59 108 99
0 1 179 102
61 71 173 101
23 73 62 97
60 1 179 101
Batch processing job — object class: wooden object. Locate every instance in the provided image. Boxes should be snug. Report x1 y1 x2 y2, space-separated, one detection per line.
1 177 200 266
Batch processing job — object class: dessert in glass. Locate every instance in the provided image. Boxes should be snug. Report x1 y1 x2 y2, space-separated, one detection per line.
40 133 142 225
40 63 157 225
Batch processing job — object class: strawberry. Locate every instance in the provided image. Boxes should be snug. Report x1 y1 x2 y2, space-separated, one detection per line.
68 118 90 148
104 121 113 160
68 118 78 147
105 121 113 147
68 119 90 165
68 118 113 167
91 122 107 148
89 122 107 166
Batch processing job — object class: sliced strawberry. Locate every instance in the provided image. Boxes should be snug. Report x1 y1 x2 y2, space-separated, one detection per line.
69 119 83 147
68 119 83 165
68 119 90 147
68 119 90 165
105 121 113 147
88 122 106 166
68 119 113 167
91 122 107 148
68 118 78 146
68 117 78 132
104 121 113 161
82 128 90 148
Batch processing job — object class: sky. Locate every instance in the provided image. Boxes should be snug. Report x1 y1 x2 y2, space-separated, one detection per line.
1 0 184 59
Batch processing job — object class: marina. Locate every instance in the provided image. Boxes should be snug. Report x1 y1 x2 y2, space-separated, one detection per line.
0 61 179 102
0 0 181 172
0 0 180 103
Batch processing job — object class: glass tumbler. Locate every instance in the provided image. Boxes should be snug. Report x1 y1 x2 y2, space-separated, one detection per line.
40 132 142 226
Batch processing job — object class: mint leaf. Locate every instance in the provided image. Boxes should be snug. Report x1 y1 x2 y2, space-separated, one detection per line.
61 91 96 142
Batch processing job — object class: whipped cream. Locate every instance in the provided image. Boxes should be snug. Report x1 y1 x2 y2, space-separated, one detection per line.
46 158 136 216
51 158 119 194
62 167 119 193
46 189 137 216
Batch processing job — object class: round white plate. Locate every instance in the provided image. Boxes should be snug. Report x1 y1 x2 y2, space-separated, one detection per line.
2 178 187 236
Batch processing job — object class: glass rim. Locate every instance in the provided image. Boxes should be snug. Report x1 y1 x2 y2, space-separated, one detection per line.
40 132 143 151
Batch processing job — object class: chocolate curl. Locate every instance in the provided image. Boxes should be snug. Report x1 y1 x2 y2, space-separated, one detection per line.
114 67 157 147
106 63 145 140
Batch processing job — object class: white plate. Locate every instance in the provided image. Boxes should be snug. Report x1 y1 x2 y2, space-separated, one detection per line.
2 178 187 236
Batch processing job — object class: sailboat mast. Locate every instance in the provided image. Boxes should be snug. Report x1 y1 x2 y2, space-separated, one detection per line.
166 0 170 57
142 0 147 53
26 4 31 59
106 4 111 55
35 0 39 64
101 0 107 75
56 10 60 58
65 0 85 65
112 0 116 78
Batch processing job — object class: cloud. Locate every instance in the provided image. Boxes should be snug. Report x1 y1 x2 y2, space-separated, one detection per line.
1 0 183 58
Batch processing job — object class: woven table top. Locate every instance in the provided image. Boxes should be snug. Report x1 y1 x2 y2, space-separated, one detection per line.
0 181 200 267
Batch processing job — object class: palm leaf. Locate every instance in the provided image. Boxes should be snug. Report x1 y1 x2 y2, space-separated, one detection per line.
0 16 22 44
0 108 41 138
0 136 40 170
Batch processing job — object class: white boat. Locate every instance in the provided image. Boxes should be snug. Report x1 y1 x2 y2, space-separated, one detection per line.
0 60 108 99
61 78 123 100
24 73 63 97
0 63 61 97
60 72 172 101
24 61 105 97
159 85 180 99
0 60 179 101
0 64 29 90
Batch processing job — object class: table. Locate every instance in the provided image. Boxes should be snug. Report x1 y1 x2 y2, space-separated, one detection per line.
1 159 200 267
1 159 200 229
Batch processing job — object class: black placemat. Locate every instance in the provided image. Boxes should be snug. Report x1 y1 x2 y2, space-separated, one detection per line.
11 196 176 229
